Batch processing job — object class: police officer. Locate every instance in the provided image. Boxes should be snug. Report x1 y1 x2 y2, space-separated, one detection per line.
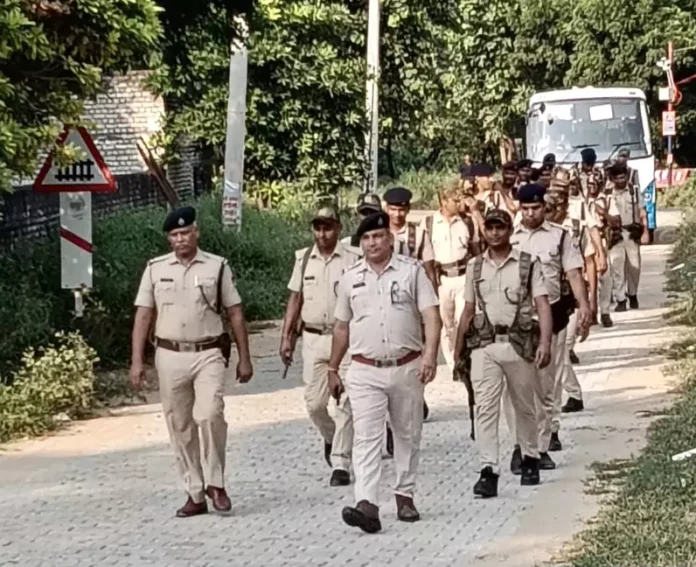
606 162 648 311
455 209 553 497
130 206 254 518
328 212 441 533
280 205 361 486
575 148 605 198
606 148 639 191
383 186 438 289
586 176 615 328
421 184 480 371
510 184 590 469
516 159 533 187
342 193 382 246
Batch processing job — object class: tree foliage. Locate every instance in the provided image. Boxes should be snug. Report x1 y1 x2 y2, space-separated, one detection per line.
0 0 162 190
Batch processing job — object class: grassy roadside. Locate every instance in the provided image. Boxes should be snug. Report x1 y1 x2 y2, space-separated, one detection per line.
565 214 696 567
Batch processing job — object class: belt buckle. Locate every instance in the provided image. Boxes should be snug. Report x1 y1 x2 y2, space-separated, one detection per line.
179 342 196 353
375 359 396 368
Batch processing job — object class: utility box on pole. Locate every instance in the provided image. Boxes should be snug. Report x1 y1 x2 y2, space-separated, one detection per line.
222 19 249 232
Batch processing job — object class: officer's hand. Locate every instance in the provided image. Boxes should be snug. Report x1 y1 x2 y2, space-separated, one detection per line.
129 363 146 391
279 338 293 367
419 354 438 385
237 359 253 383
596 254 608 275
640 231 650 245
328 370 345 402
535 343 551 369
576 306 591 342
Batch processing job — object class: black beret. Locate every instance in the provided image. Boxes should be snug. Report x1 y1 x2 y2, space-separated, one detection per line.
542 153 556 165
356 212 389 239
357 192 382 213
580 148 597 163
517 159 533 169
502 161 518 171
163 206 196 232
471 163 494 177
617 148 631 158
608 162 628 177
383 186 413 206
516 183 546 204
484 208 512 227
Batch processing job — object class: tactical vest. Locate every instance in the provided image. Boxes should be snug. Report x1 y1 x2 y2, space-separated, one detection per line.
466 251 539 362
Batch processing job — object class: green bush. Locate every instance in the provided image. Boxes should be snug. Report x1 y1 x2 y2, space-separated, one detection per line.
0 332 98 443
660 176 696 210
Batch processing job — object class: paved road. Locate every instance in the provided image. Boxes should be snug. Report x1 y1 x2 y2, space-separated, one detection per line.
0 243 679 567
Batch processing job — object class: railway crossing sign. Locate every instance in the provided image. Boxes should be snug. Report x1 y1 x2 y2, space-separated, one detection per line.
33 126 116 193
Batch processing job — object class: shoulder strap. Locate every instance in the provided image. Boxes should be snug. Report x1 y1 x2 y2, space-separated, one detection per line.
299 247 312 294
407 222 417 257
473 256 485 310
518 251 533 298
350 233 360 247
215 260 227 314
463 215 475 242
425 215 433 235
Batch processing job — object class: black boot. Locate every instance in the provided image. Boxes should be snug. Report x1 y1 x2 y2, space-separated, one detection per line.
423 400 430 421
324 442 332 468
569 349 579 364
601 314 613 328
520 456 540 486
510 445 522 475
628 295 639 309
473 466 499 498
549 432 562 451
615 300 627 313
539 452 556 470
562 397 584 413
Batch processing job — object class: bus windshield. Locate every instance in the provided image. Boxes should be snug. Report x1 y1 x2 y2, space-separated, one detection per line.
526 97 651 164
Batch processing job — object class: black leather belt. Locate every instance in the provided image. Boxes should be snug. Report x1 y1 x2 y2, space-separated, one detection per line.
155 336 222 353
304 326 332 336
494 325 509 335
437 259 467 278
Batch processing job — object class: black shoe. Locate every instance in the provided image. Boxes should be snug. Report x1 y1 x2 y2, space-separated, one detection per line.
473 466 499 498
562 397 584 413
569 349 579 364
342 501 381 533
330 469 350 487
423 400 430 421
615 300 627 313
539 452 556 470
520 456 540 486
601 314 614 328
510 445 522 475
324 442 332 468
549 432 562 452
628 295 639 309
385 425 394 457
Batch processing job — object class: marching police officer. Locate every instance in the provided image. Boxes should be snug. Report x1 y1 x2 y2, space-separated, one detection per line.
280 204 361 486
130 206 254 518
455 209 553 497
342 193 382 246
328 212 441 533
509 184 590 469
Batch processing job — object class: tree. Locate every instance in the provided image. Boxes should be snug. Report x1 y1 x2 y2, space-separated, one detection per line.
0 0 162 190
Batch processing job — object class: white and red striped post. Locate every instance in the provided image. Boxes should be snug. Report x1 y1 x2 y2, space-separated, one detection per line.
59 192 93 316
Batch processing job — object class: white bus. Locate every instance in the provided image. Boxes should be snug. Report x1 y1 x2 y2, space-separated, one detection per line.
526 86 656 232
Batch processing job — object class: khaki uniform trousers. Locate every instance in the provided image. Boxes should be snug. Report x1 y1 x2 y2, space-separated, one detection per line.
438 273 467 370
156 348 227 503
346 358 424 505
503 326 566 452
599 266 613 315
562 312 582 401
472 341 539 474
609 232 641 303
301 332 353 471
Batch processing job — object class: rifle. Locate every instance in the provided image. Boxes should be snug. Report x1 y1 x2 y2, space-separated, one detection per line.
215 261 232 368
282 247 313 378
454 353 475 441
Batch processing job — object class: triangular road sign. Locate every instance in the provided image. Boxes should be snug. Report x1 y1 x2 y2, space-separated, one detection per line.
34 126 116 193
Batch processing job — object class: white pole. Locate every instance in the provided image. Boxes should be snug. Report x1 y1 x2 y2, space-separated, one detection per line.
222 18 249 232
363 0 381 195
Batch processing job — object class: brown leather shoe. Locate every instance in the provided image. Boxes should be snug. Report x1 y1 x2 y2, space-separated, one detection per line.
395 494 420 522
205 486 232 513
342 500 381 533
175 497 208 518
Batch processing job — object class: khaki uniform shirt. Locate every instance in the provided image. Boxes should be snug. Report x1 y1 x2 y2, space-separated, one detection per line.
420 212 472 264
334 254 439 359
511 221 584 304
464 248 547 327
476 190 517 220
392 223 434 262
566 196 598 257
134 250 241 342
287 242 361 329
608 184 645 226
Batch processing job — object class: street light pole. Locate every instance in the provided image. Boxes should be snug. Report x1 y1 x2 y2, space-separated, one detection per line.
667 40 675 191
222 17 249 232
363 0 380 195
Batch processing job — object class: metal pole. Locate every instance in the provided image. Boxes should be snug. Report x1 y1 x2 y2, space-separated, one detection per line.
222 17 249 232
667 40 674 191
363 0 381 194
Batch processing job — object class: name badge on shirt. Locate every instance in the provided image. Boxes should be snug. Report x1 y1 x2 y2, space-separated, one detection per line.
352 282 366 289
